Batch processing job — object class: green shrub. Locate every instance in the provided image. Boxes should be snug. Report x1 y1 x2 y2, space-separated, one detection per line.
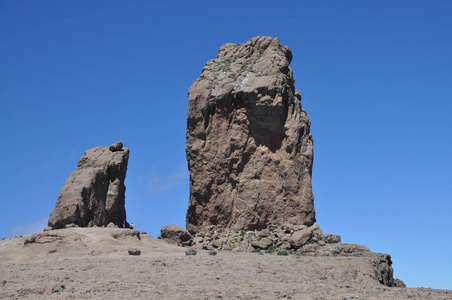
268 245 277 253
277 250 289 256
305 239 315 245
268 225 277 232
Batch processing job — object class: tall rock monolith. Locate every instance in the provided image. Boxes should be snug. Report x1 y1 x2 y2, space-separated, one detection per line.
186 36 315 234
48 142 129 229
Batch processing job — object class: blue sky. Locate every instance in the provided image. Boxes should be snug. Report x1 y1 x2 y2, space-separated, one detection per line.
1 0 451 290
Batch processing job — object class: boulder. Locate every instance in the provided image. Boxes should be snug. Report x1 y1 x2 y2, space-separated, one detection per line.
374 254 395 287
251 238 274 250
109 141 123 152
48 142 129 229
128 248 141 256
158 225 192 245
325 233 341 244
258 229 271 238
394 278 406 288
212 239 225 249
290 226 314 249
186 36 315 234
185 248 197 256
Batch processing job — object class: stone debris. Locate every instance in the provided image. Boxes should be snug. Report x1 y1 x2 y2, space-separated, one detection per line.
191 223 402 287
193 224 334 253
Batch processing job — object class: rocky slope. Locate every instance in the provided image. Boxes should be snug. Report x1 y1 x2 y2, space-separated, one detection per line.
186 36 315 234
1 229 450 299
48 142 129 229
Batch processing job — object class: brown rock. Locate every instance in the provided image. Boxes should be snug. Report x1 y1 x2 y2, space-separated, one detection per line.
109 141 123 152
186 36 315 234
258 229 271 237
48 142 129 229
107 222 117 228
293 225 308 232
325 243 370 256
290 226 314 249
300 243 320 253
158 225 192 245
212 239 225 249
325 233 342 244
374 254 395 287
394 278 407 288
251 238 274 250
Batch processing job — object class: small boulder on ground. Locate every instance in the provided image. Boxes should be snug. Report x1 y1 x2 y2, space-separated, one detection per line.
185 248 197 256
128 248 141 256
158 224 192 245
258 229 271 238
212 239 225 248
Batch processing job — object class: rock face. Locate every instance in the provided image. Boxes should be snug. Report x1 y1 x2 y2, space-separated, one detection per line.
186 36 315 234
48 142 129 229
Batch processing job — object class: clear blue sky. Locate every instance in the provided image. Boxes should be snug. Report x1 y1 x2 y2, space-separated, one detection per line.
1 0 450 290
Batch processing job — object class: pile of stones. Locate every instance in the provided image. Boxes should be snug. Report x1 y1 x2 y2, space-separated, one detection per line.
192 223 343 255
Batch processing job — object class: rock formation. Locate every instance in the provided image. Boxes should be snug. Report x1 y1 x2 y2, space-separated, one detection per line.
48 142 129 229
186 36 315 234
158 224 193 246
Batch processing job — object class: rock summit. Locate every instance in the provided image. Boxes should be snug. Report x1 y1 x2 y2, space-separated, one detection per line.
48 142 129 229
186 36 315 234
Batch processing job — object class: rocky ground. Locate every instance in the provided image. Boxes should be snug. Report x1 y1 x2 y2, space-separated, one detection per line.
0 228 450 299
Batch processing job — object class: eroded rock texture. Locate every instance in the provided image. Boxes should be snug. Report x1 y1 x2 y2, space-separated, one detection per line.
48 142 129 229
186 36 315 234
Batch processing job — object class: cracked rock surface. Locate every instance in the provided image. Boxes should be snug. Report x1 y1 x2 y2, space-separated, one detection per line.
186 36 315 234
48 142 129 229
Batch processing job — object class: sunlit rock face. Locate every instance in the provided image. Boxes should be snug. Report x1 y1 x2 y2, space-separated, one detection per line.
48 142 129 229
186 36 315 234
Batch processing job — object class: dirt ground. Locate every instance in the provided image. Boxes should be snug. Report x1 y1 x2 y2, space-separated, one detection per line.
0 228 450 299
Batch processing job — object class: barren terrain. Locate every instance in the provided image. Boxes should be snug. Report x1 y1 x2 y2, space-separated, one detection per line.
0 228 450 299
